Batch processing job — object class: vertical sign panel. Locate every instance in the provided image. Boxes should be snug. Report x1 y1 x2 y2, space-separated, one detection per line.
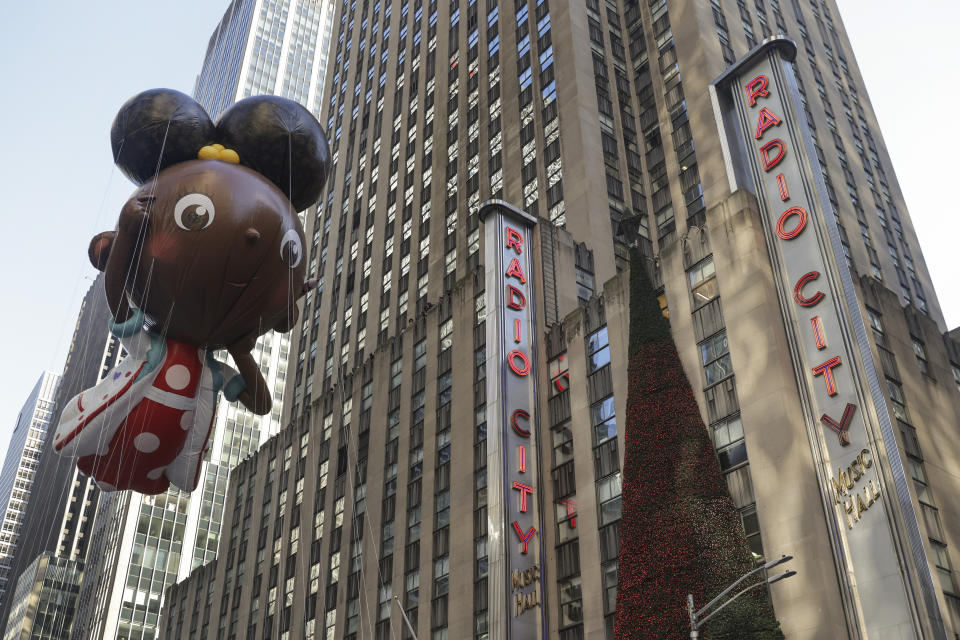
481 200 546 640
711 37 945 639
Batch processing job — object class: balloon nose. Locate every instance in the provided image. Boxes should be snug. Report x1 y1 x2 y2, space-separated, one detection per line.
245 228 261 244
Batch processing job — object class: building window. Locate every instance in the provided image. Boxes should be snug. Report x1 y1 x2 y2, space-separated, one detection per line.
549 354 569 397
596 473 622 526
907 457 933 506
866 307 887 347
576 266 595 305
439 319 453 352
688 257 718 309
433 555 450 597
911 338 929 377
556 496 577 544
740 504 764 561
586 327 610 373
437 372 452 406
391 356 403 389
945 594 960 637
590 396 617 446
557 576 583 629
886 378 908 422
601 560 618 616
932 541 959 595
414 339 427 371
435 490 450 528
712 414 746 471
700 330 732 386
552 422 574 467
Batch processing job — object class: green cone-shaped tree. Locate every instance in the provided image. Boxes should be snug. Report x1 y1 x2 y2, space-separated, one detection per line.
614 248 783 639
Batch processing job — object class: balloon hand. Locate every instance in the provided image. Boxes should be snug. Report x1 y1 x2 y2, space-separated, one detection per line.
229 348 272 415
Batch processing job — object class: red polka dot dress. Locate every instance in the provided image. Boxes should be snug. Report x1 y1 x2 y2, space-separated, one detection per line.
54 310 242 495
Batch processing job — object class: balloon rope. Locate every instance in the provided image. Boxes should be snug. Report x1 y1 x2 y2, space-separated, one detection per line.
62 119 184 639
286 131 315 638
332 275 392 638
37 273 101 640
103 112 172 494
61 114 170 504
36 135 136 637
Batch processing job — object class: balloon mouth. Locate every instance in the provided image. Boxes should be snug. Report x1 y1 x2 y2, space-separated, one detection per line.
225 277 257 288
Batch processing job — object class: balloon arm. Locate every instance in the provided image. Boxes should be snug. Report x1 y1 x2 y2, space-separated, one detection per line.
104 196 151 321
229 349 272 415
273 304 301 333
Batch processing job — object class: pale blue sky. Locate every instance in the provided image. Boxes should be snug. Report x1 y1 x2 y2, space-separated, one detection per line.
0 2 229 448
0 1 957 460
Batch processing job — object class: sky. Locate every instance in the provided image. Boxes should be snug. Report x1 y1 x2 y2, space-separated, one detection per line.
0 0 957 462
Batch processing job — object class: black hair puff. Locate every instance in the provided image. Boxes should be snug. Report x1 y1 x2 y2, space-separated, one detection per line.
110 89 330 211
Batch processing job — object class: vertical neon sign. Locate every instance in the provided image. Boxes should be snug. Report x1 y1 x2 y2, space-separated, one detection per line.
480 200 546 639
711 36 946 638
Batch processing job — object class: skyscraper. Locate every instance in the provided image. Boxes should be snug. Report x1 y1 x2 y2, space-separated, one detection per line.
2 552 83 640
163 0 960 638
195 0 337 120
70 2 337 639
0 372 60 615
0 276 123 635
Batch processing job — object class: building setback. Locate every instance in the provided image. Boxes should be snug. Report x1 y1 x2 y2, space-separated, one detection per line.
0 373 60 617
70 2 338 640
163 0 960 638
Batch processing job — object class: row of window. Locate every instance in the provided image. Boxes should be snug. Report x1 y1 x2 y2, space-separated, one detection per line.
686 252 764 559
868 308 960 627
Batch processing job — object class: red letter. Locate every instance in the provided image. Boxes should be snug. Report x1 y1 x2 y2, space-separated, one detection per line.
793 271 824 307
507 285 526 310
514 318 522 343
511 409 531 437
560 499 577 528
812 356 842 396
553 372 569 393
512 482 534 512
755 107 782 139
507 350 530 376
511 522 537 554
760 139 786 171
518 445 526 473
506 227 524 254
821 403 856 446
777 206 807 240
745 75 769 107
776 173 790 201
811 316 827 350
505 258 527 284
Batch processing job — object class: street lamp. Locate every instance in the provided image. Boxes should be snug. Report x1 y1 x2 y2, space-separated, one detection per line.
687 554 795 639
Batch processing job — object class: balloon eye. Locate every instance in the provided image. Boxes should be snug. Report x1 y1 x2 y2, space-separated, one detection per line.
174 193 215 230
280 229 302 268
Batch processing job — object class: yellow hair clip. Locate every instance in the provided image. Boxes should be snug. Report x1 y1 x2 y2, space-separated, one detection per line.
198 144 240 164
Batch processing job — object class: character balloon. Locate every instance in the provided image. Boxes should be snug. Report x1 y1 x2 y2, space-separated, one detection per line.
52 89 330 495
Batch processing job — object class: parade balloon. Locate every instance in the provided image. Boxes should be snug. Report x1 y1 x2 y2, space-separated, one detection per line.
52 89 330 495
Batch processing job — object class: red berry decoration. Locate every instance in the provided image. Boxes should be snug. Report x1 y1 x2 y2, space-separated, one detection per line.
615 249 783 640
